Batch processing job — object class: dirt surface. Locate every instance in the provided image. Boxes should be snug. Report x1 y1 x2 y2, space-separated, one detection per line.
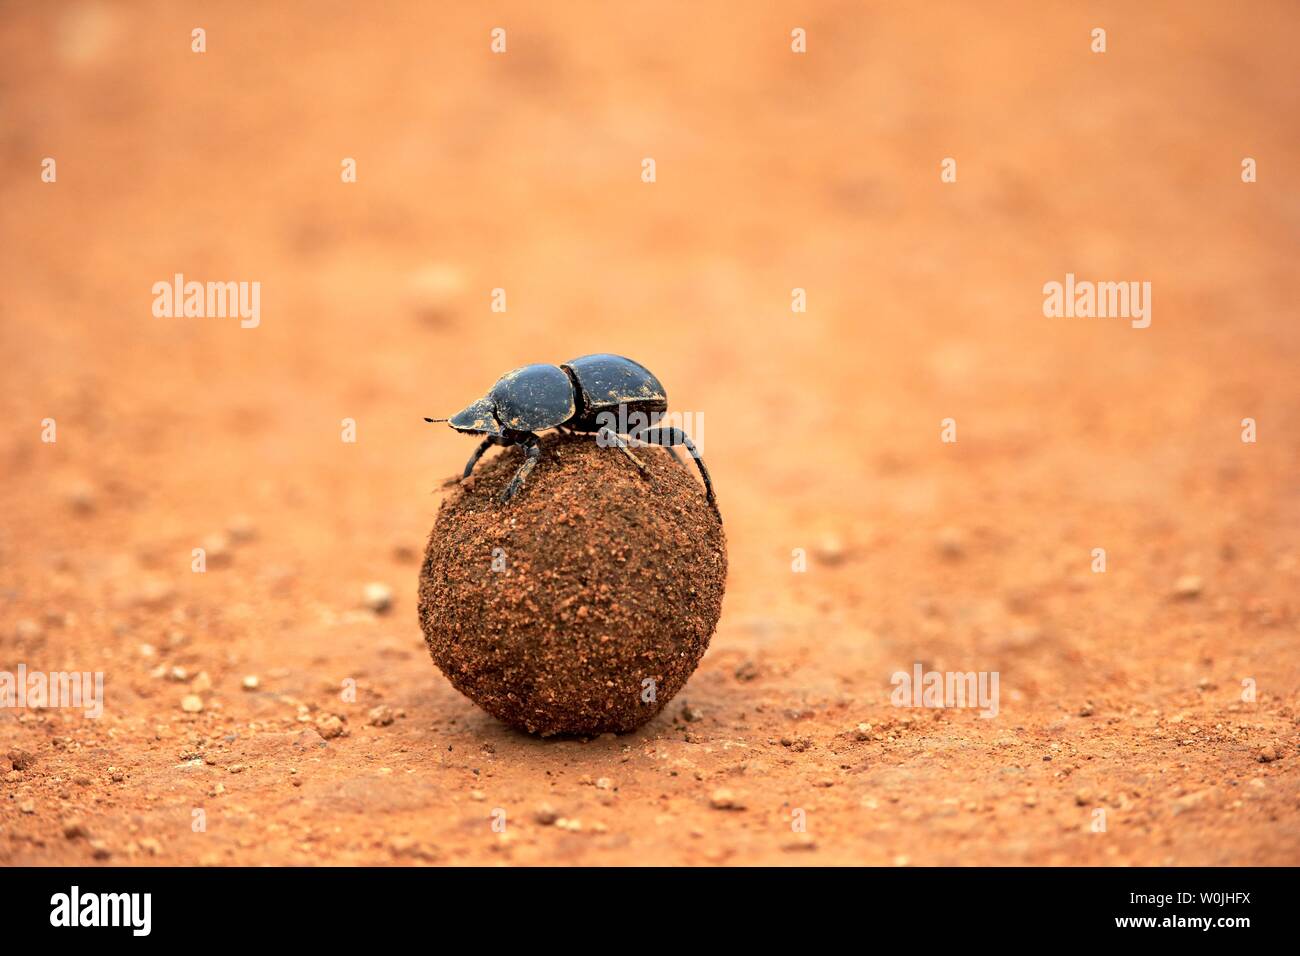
420 433 726 736
1 1 1298 866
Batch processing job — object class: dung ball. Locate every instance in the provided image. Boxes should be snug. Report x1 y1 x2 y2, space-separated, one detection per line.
418 433 726 736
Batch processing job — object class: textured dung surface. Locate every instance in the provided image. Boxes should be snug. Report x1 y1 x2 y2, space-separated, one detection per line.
418 434 726 736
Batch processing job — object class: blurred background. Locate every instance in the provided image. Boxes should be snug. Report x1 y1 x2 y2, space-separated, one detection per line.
1 1 1297 865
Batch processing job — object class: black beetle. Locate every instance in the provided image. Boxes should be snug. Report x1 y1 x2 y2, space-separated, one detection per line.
426 353 717 517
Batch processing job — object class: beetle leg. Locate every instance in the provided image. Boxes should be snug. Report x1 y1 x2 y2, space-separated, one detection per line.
500 436 542 504
462 437 495 479
597 426 652 478
629 426 719 519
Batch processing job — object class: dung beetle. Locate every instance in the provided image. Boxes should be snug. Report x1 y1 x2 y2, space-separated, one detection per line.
426 353 718 518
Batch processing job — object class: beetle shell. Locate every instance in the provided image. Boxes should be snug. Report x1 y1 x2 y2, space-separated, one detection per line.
488 363 575 433
562 354 667 428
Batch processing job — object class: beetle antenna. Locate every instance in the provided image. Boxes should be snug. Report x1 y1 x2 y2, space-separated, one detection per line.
424 417 449 423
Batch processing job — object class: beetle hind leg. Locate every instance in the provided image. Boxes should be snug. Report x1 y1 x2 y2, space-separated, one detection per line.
629 426 719 519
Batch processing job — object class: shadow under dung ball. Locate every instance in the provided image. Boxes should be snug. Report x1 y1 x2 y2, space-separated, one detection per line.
418 433 726 736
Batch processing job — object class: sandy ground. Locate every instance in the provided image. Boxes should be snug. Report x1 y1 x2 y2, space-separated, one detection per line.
1 1 1298 865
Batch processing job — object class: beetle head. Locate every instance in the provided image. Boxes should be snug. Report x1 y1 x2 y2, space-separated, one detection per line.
435 396 503 437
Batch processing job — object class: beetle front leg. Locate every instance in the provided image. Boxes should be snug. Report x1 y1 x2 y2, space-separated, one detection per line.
500 436 542 504
462 437 495 479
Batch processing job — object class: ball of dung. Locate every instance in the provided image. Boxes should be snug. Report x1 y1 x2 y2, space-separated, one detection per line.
418 434 726 736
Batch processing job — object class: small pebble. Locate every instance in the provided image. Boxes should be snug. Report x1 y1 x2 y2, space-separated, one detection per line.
7 749 34 771
362 582 394 614
734 660 759 682
406 262 465 322
1173 575 1203 599
388 836 417 857
180 694 204 713
813 534 848 565
936 527 965 558
227 515 256 542
66 482 97 514
200 532 232 564
710 788 744 810
316 714 347 739
62 817 88 839
783 834 818 851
